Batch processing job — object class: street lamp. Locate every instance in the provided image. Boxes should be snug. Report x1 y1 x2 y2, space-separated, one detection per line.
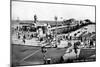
54 16 58 47
41 46 47 64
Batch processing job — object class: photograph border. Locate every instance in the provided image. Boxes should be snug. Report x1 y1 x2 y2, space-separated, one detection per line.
10 0 96 66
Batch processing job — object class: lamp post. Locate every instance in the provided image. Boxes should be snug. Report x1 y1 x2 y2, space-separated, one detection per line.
54 16 58 47
41 46 47 64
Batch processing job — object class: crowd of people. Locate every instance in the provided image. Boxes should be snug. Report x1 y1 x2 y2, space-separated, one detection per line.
12 21 96 49
11 21 96 64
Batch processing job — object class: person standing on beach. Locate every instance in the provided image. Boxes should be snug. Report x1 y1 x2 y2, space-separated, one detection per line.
23 34 26 44
73 42 78 58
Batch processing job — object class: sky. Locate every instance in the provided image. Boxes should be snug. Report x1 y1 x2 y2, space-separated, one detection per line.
12 1 95 22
